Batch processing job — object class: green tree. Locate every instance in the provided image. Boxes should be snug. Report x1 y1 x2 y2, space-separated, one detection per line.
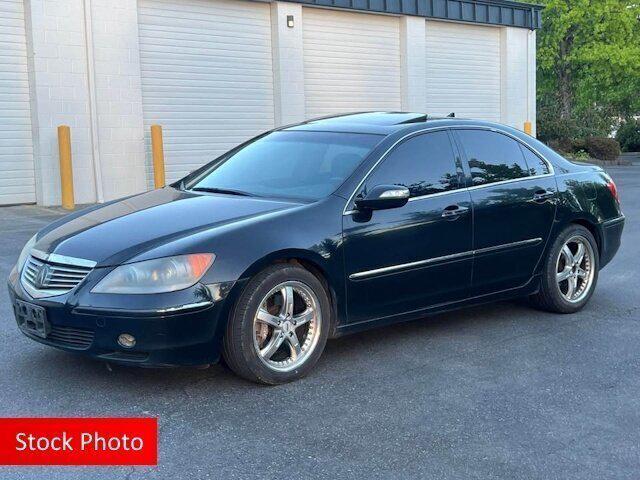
533 0 640 140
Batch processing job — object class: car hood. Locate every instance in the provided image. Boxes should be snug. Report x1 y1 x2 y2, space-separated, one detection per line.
34 188 303 266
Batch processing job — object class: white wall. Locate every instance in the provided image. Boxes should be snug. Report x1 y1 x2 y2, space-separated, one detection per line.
20 0 537 206
501 27 537 136
271 1 305 126
25 0 97 205
90 0 146 201
400 16 426 113
24 0 146 206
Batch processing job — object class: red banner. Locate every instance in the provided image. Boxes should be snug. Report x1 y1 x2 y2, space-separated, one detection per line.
0 418 157 466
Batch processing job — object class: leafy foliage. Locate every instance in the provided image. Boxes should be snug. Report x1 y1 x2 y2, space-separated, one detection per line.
616 118 640 152
583 136 622 162
532 0 640 141
545 135 621 161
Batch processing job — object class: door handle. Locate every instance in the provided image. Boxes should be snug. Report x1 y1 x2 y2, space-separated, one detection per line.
442 205 469 220
531 189 555 203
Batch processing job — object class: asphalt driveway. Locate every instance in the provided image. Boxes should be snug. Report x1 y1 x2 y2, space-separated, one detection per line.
1 166 638 480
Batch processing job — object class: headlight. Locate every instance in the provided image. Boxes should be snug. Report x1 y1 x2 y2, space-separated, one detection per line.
16 234 37 273
92 253 215 294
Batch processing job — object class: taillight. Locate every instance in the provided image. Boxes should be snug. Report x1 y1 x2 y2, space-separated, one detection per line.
607 179 619 203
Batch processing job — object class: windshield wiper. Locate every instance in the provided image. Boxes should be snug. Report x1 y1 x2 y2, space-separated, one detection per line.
189 187 255 197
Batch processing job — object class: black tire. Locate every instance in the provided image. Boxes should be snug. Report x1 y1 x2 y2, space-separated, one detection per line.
530 224 599 313
222 264 331 385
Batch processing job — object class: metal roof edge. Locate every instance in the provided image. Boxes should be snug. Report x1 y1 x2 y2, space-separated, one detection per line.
276 0 543 30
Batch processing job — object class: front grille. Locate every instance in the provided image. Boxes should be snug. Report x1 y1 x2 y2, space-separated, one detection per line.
47 325 94 350
21 255 93 298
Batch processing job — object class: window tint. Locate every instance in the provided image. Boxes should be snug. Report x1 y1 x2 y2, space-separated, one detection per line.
457 130 530 186
363 131 460 198
520 144 550 175
188 131 381 201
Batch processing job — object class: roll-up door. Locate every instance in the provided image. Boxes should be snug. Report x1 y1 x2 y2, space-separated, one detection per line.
303 8 401 119
426 21 501 122
138 0 275 184
0 0 35 204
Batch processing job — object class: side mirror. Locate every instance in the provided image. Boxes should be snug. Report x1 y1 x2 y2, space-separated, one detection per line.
355 185 410 211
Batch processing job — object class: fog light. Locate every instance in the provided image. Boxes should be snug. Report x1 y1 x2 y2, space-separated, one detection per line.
117 334 136 348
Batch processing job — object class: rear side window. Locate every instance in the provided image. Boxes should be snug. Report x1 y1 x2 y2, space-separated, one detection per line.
520 144 550 176
457 130 530 186
363 131 461 198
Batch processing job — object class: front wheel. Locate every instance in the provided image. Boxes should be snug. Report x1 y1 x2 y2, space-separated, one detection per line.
530 224 599 313
222 264 330 384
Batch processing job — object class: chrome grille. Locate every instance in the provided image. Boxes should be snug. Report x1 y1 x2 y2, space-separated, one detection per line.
21 254 93 298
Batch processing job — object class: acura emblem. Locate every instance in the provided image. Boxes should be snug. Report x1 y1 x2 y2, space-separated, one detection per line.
34 264 51 289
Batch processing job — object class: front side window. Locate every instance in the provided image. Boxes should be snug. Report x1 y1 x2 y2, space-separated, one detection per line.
187 131 382 201
362 131 461 198
457 130 530 186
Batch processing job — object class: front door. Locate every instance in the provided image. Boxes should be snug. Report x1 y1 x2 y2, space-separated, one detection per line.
343 130 473 325
453 129 557 296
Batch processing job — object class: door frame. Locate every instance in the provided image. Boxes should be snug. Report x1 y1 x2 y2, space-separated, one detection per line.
449 126 558 294
342 125 555 216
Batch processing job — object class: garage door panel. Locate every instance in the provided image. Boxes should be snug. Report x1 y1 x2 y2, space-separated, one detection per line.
141 0 268 16
138 46 273 59
303 8 401 119
426 21 501 122
138 0 275 185
0 0 35 205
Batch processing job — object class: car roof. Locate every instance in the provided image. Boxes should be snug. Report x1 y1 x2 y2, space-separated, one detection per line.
282 112 507 135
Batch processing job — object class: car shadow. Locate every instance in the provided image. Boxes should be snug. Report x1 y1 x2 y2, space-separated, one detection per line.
13 297 548 396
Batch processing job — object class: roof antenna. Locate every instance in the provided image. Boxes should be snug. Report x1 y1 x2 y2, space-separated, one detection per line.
447 112 455 118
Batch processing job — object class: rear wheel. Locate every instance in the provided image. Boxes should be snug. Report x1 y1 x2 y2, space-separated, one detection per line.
530 224 599 313
222 264 330 384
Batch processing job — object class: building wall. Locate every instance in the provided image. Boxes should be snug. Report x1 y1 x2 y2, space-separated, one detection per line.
20 0 537 206
24 0 146 206
25 0 97 205
501 27 537 137
89 0 147 201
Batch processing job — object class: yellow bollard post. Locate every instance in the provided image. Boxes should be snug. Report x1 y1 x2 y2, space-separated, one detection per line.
524 121 532 136
151 125 166 189
57 125 75 210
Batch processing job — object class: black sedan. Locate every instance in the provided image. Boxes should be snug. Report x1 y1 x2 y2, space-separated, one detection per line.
7 113 625 384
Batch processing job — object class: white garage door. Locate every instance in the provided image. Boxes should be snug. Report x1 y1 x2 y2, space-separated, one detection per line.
425 21 501 122
138 0 275 185
303 8 401 119
0 0 35 205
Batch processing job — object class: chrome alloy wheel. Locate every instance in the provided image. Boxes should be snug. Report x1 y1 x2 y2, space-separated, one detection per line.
253 281 322 372
556 235 595 303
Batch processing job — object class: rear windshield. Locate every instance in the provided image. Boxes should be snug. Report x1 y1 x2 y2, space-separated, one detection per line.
185 131 382 201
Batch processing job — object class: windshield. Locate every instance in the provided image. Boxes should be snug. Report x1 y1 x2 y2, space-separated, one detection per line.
185 131 382 201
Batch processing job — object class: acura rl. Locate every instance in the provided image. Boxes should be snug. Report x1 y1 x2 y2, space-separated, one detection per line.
8 113 625 384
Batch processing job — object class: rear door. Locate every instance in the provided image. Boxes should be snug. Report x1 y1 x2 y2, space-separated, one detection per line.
343 130 473 324
453 129 557 295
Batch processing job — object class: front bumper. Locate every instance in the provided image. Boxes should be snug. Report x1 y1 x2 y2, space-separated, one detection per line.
7 273 232 366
